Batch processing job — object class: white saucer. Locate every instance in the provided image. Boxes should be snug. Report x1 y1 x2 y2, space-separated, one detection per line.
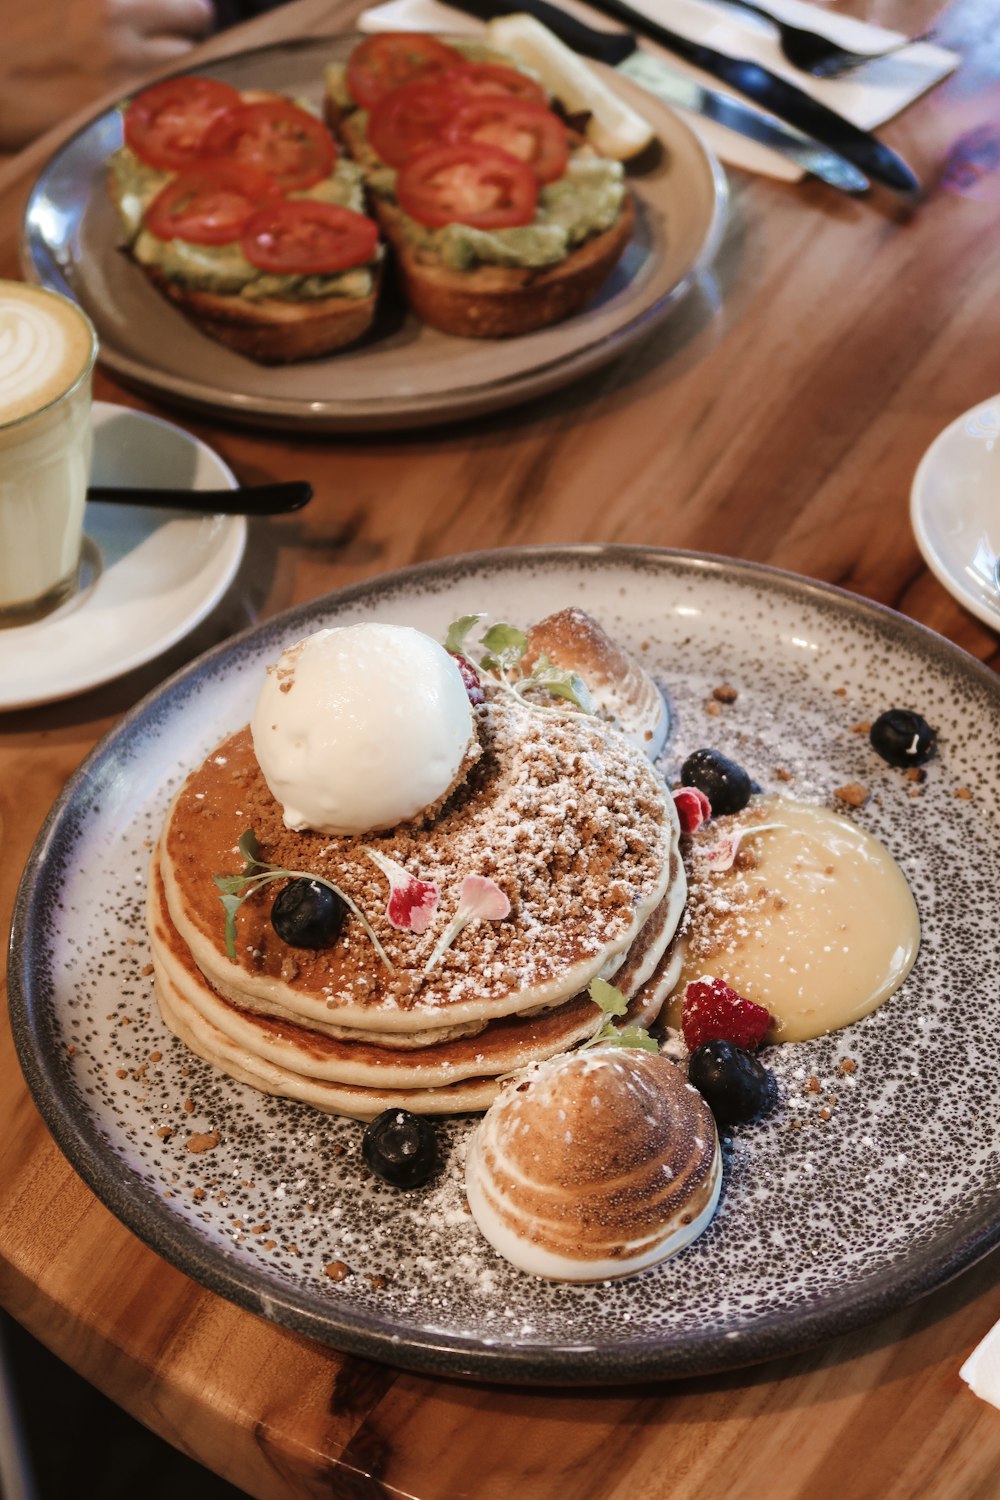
0 403 246 711
911 394 1000 632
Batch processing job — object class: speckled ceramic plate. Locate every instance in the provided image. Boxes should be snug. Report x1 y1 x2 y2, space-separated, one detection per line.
10 547 1000 1383
20 37 725 434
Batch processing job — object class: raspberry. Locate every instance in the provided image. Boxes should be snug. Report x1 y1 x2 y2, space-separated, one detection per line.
450 652 485 707
681 978 771 1052
673 785 711 833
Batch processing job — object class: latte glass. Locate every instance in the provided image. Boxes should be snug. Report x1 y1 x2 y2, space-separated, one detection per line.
0 282 98 626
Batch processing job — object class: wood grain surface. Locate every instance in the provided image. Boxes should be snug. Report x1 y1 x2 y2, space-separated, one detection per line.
2 0 1000 1495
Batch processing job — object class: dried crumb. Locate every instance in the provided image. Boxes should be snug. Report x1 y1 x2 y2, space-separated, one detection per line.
906 768 927 784
704 700 721 717
806 1076 821 1094
848 721 871 735
774 767 793 782
834 782 869 807
712 684 739 704
838 1058 857 1075
325 1261 351 1282
954 787 973 800
186 1131 219 1154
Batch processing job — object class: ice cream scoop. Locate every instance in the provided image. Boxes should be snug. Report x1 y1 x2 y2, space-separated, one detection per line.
466 1046 721 1280
251 623 476 836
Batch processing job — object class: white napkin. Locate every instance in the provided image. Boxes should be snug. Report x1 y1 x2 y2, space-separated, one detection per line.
358 0 958 180
961 1322 1000 1409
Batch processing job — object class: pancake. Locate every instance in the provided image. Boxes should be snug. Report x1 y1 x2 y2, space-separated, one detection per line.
152 846 683 1116
159 690 680 1038
466 1047 722 1279
149 619 689 1122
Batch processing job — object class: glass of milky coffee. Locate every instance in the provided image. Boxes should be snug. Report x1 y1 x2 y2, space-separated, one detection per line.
0 281 98 626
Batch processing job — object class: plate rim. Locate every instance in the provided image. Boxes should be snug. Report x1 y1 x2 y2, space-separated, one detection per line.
0 401 247 712
20 34 728 433
10 542 1000 1384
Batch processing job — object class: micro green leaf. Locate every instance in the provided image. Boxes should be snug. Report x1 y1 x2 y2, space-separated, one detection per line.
480 622 528 672
588 977 629 1016
238 827 264 867
602 1025 660 1052
523 653 595 713
214 829 394 971
444 614 483 655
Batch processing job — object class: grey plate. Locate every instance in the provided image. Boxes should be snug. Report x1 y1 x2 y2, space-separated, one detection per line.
9 546 1000 1384
20 37 726 433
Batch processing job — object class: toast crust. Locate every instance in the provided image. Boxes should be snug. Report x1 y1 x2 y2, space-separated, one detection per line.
377 191 634 339
142 263 379 363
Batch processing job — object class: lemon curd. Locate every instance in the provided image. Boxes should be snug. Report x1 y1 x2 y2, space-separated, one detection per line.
669 797 920 1043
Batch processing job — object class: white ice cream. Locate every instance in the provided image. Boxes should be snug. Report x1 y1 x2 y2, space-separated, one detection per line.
251 623 475 836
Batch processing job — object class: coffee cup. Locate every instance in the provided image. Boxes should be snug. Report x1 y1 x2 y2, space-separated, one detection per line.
0 282 98 627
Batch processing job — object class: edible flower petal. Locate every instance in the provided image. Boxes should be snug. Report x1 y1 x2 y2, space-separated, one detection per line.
423 874 511 973
694 822 784 872
364 848 440 934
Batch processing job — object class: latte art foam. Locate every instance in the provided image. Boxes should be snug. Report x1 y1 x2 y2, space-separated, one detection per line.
0 285 94 426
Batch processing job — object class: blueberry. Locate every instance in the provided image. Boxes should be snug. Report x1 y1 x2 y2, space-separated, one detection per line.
869 709 936 768
680 748 753 816
688 1041 775 1126
271 878 346 949
362 1109 438 1189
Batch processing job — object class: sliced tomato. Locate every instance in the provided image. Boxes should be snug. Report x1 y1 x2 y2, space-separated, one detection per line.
396 143 538 230
346 33 466 110
145 160 280 245
124 76 242 170
446 98 569 185
240 200 379 274
368 80 467 167
443 61 548 106
201 100 337 192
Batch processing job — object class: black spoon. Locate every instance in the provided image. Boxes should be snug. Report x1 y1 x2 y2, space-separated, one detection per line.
86 480 313 515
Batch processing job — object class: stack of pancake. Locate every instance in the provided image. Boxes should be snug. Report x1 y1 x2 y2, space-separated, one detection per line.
148 614 685 1120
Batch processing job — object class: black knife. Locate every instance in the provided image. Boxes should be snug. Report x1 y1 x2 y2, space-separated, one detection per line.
459 0 919 196
470 0 868 191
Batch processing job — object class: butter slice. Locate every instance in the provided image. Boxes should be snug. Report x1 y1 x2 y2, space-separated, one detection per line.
485 13 655 160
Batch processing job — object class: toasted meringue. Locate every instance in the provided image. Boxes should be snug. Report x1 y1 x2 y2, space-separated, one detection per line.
521 607 669 759
466 1047 721 1280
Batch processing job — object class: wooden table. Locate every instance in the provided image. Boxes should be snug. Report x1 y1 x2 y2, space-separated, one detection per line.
2 0 1000 1494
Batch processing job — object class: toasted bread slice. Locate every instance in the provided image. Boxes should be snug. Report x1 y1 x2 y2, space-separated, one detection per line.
374 191 634 339
109 87 380 364
330 90 634 340
142 264 379 364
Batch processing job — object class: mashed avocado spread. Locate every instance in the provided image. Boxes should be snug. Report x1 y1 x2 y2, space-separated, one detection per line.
111 147 377 301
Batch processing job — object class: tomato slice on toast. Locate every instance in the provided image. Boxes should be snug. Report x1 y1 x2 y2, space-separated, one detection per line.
446 98 569 184
443 61 548 106
346 33 466 109
124 76 242 170
368 80 467 167
201 100 337 192
395 143 538 230
240 200 379 274
144 160 280 245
